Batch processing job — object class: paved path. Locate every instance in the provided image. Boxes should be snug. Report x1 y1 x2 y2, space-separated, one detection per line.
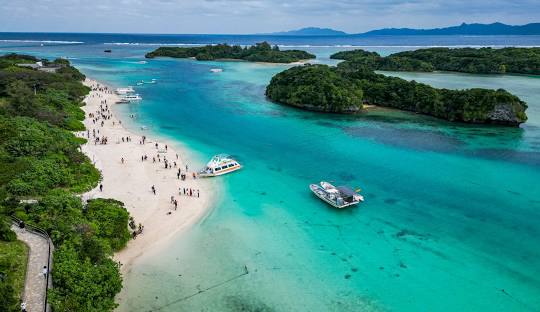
12 225 50 312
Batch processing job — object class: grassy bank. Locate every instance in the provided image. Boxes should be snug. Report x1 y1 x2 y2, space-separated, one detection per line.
0 239 29 311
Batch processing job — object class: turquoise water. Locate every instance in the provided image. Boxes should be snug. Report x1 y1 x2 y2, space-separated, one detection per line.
2 40 540 311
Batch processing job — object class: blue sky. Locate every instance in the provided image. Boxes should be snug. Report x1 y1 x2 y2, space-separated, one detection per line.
0 0 538 34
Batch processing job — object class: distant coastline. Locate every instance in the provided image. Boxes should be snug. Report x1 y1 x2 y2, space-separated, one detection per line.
265 23 540 37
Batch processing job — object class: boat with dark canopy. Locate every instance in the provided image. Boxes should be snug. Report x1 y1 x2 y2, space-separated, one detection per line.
310 181 364 208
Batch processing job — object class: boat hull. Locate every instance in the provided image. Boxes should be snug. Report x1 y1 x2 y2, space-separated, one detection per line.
310 184 360 209
198 165 242 177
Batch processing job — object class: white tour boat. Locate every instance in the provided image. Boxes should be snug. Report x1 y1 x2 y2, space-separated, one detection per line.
310 181 364 209
121 94 142 101
210 68 223 73
198 154 242 177
115 87 135 95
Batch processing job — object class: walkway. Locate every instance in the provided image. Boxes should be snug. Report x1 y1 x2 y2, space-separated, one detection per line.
11 225 51 312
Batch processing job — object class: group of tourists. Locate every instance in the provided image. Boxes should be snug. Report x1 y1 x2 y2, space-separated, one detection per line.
91 84 112 94
95 136 109 145
86 81 207 235
181 188 200 198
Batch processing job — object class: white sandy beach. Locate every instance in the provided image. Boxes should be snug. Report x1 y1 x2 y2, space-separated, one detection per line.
78 79 216 273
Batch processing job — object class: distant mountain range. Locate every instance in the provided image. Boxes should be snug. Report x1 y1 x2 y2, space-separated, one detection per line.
266 23 540 36
360 22 540 36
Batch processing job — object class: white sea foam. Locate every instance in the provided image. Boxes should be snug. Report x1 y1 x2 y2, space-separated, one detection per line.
0 39 84 44
104 42 215 46
103 42 540 48
277 44 540 48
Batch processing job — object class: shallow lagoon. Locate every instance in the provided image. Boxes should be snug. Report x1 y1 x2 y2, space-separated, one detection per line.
112 58 540 312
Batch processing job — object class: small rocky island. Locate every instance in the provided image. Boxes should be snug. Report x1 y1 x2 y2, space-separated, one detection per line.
330 47 540 75
265 61 528 126
145 42 315 63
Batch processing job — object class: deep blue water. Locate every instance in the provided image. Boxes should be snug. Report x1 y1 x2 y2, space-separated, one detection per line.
1 33 540 312
3 32 540 47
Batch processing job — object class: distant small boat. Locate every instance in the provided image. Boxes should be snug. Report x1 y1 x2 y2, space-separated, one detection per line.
104 49 112 53
136 81 144 86
115 99 130 104
136 61 148 64
210 68 223 73
198 154 241 177
310 181 364 209
144 79 156 84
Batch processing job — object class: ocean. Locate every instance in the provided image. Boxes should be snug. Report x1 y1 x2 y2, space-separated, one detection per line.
1 34 540 311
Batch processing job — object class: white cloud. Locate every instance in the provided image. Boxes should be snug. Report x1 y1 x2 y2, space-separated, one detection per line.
0 0 538 33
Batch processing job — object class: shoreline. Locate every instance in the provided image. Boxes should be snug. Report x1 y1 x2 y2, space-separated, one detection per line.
78 78 218 274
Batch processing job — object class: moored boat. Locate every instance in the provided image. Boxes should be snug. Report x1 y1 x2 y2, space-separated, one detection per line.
121 94 142 101
115 87 135 95
310 181 363 208
198 154 241 177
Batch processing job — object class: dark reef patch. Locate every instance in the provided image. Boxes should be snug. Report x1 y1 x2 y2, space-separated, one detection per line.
344 125 463 152
466 148 540 167
384 198 399 205
224 295 275 312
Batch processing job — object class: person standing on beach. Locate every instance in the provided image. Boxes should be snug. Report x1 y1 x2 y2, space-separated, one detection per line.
99 184 103 192
174 200 178 210
197 190 200 198
152 185 156 195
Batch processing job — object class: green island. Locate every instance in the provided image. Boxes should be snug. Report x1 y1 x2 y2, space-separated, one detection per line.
330 47 540 75
145 41 316 63
265 61 528 125
0 53 131 311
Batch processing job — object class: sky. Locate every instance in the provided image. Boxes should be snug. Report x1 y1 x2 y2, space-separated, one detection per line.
0 0 539 34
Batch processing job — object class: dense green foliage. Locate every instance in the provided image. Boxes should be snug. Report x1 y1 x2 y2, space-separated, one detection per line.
146 42 316 63
15 193 129 311
266 61 528 125
265 65 363 113
0 54 130 311
330 47 540 75
0 239 28 312
0 216 16 242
